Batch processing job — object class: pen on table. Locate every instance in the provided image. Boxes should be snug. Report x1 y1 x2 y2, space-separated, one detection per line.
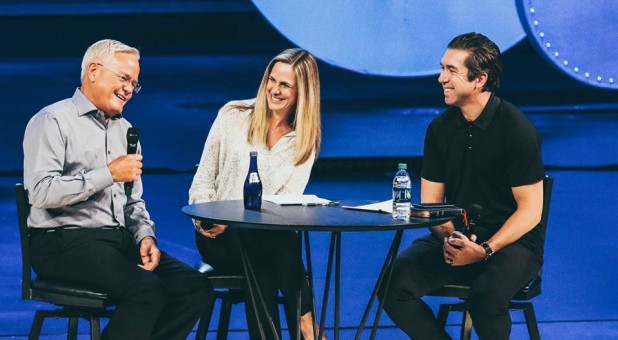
302 201 340 207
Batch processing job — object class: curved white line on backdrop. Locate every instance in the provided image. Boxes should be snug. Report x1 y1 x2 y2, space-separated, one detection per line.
252 0 525 77
517 0 618 90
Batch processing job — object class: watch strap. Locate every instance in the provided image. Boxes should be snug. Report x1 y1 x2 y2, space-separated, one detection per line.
480 242 494 260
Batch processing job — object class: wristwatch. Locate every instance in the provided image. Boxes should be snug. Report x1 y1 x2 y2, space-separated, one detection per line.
480 242 494 260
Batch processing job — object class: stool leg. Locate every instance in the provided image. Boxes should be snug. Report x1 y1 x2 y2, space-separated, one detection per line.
437 304 451 327
522 303 540 340
196 296 217 340
460 310 472 340
89 316 101 340
29 311 45 340
217 295 234 340
68 317 78 340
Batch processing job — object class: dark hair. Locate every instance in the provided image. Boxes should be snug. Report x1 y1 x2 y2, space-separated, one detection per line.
448 32 502 92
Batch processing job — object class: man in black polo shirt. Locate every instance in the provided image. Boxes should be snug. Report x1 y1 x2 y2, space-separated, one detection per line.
381 33 545 339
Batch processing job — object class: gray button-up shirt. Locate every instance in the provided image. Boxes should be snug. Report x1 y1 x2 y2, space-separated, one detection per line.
23 88 155 244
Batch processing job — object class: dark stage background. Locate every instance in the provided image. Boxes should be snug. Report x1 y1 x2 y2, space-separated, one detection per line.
0 0 617 338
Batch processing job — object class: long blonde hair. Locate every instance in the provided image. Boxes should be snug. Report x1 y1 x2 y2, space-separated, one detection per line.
243 48 321 166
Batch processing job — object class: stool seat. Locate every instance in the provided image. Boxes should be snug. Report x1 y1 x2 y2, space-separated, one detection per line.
16 183 115 340
195 262 249 340
31 277 112 308
195 262 285 340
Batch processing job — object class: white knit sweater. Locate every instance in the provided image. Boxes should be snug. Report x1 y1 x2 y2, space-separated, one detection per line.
189 99 315 205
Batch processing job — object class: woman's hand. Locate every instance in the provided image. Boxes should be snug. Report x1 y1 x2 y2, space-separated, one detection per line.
195 220 228 239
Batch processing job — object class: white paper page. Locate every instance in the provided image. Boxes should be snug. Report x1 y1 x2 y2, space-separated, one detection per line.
341 199 393 214
263 194 332 206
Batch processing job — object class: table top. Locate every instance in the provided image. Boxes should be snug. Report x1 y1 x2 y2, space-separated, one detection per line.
182 200 452 232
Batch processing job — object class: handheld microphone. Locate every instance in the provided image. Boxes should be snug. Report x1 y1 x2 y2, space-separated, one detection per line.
464 204 482 238
125 127 140 196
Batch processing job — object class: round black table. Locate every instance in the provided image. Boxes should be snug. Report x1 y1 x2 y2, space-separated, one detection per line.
183 200 452 340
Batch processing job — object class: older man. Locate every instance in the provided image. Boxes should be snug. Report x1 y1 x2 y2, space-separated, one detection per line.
23 39 213 339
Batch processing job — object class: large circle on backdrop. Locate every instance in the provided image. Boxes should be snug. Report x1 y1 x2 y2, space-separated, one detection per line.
252 0 525 77
517 0 618 89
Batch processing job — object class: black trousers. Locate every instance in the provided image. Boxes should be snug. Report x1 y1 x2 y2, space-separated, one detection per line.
30 227 214 340
196 228 312 340
380 234 541 340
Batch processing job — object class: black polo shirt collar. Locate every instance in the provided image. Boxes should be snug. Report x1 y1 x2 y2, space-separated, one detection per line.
456 93 499 130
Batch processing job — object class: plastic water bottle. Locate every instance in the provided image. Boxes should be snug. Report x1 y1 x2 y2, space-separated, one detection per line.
243 151 262 210
392 163 411 220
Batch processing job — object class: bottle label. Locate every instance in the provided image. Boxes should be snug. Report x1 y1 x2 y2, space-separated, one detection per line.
393 188 411 202
393 175 411 202
248 172 260 184
393 177 409 186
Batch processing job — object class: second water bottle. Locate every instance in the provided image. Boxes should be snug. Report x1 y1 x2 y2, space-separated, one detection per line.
392 163 411 220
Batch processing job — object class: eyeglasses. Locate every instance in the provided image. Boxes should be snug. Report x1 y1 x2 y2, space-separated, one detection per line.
97 63 141 93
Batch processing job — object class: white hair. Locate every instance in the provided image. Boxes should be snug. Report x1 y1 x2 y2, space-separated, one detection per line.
80 39 140 81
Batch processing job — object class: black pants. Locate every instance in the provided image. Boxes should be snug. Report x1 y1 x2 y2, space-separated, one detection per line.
196 228 312 340
30 227 214 340
380 234 541 340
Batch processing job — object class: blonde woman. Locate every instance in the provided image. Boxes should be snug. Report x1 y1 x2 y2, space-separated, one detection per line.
189 48 323 339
